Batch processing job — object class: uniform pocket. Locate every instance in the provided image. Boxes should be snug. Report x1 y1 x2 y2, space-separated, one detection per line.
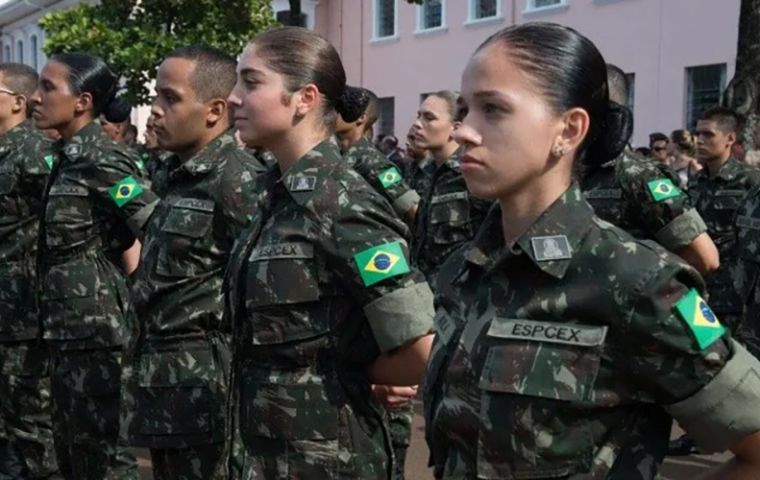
156 200 215 277
43 258 99 341
429 192 471 245
714 190 744 211
44 185 92 248
0 263 31 336
475 318 605 479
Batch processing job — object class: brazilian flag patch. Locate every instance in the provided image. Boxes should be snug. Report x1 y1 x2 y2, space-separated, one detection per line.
44 155 54 170
674 289 725 350
378 166 402 189
354 241 410 286
108 175 143 207
647 178 680 202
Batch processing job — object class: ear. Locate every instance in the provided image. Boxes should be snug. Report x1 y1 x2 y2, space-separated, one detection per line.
355 112 368 128
10 95 25 115
206 98 227 126
75 92 94 115
450 120 462 139
294 83 320 117
555 107 590 155
727 131 737 146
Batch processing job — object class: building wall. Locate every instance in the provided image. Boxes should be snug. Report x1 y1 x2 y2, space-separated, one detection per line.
317 0 741 147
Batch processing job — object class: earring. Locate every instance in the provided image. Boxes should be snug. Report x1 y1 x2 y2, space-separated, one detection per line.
552 145 567 157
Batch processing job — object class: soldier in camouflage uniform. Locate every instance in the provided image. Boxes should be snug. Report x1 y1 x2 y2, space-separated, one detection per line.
688 106 760 332
226 27 434 479
411 91 492 291
403 127 433 197
31 53 158 480
425 23 760 479
338 87 420 225
119 46 265 480
582 64 719 275
0 63 59 479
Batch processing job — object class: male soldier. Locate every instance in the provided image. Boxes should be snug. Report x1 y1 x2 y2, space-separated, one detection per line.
581 64 719 275
119 45 265 480
337 86 420 225
0 63 59 479
649 132 670 165
403 127 433 196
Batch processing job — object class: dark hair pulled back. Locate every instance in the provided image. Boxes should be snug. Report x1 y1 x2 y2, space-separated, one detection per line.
478 22 632 165
338 86 371 123
250 27 347 132
51 53 119 118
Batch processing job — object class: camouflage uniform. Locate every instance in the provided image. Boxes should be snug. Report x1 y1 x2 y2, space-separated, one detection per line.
0 121 59 479
424 183 760 479
344 138 420 221
405 157 434 198
411 151 492 291
581 148 707 250
688 157 760 331
119 131 265 480
39 121 158 480
225 141 434 479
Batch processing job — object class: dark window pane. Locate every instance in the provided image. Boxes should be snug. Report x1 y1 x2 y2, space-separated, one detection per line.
476 0 497 19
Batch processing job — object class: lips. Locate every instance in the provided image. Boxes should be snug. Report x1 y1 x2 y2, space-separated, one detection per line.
461 154 485 167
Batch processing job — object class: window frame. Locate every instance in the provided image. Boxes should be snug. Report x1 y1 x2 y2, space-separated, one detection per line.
685 63 727 130
466 0 502 24
372 0 399 42
416 0 447 34
524 0 568 14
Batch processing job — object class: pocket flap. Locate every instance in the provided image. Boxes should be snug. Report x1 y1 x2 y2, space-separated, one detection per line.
138 349 219 387
44 259 97 300
161 205 214 238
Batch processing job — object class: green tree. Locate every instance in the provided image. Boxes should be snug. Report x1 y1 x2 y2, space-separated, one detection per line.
40 0 277 105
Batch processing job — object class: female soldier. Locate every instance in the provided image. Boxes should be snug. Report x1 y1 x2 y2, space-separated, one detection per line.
31 53 157 479
411 90 492 291
226 27 434 479
423 23 760 479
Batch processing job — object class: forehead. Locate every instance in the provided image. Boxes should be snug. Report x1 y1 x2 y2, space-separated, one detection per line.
420 95 450 114
157 57 195 87
41 60 70 82
462 43 539 97
696 119 720 132
237 44 273 75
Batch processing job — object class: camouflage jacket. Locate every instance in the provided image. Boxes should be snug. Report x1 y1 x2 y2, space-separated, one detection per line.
0 121 53 341
730 185 760 358
581 148 707 250
411 151 492 290
225 141 434 479
120 130 265 448
39 121 158 350
344 137 420 220
406 156 434 198
688 157 760 316
423 183 734 479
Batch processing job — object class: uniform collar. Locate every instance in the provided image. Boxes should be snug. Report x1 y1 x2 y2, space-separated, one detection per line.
167 129 235 177
0 120 34 152
699 156 741 182
55 121 102 161
277 140 340 206
463 183 593 279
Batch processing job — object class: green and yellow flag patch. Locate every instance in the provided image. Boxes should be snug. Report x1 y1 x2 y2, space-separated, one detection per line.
354 241 410 286
674 289 725 350
378 166 402 189
44 155 54 170
647 178 680 202
108 175 143 207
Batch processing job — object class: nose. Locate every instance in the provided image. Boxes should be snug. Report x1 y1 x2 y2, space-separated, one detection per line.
227 84 242 108
29 88 41 105
452 123 481 147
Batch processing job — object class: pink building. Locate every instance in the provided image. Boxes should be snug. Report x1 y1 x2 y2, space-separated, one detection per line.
301 0 741 147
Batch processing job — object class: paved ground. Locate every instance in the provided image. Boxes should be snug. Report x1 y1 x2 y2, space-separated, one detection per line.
135 404 732 479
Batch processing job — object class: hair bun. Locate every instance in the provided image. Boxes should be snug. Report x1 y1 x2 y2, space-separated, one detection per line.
583 102 633 166
335 86 369 122
103 96 132 123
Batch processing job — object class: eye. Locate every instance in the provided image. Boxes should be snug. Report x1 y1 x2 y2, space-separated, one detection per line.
482 102 504 115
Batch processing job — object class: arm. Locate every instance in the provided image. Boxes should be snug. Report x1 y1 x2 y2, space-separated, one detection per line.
121 239 141 275
368 334 434 386
675 232 720 274
696 433 760 479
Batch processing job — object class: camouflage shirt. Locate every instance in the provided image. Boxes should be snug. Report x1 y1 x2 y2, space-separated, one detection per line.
0 121 53 341
411 151 492 290
581 148 707 250
423 183 734 479
406 156 434 198
120 131 265 448
343 137 420 220
39 121 158 350
688 157 760 318
225 141 434 479
730 185 760 358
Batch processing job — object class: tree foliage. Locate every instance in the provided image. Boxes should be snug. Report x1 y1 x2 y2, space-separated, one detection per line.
40 0 278 105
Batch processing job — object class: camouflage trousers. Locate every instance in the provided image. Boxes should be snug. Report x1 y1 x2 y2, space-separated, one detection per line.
0 341 59 479
49 346 138 480
151 443 226 480
388 404 414 480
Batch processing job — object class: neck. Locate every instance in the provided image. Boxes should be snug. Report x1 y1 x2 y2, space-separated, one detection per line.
271 123 328 174
59 114 93 141
431 140 458 166
706 152 731 177
0 115 25 136
498 173 572 246
175 124 227 162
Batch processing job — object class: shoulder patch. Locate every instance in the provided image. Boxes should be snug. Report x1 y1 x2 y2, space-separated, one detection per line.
353 241 410 286
63 144 82 158
44 155 54 170
531 235 572 261
378 166 402 188
674 289 725 350
647 178 681 202
289 175 316 192
108 175 143 207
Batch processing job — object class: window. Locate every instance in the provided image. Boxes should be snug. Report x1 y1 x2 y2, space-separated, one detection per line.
528 0 564 9
374 0 397 39
3 46 9 62
417 0 444 31
686 64 726 129
377 97 395 136
625 73 635 114
16 40 23 63
469 0 499 20
30 35 38 70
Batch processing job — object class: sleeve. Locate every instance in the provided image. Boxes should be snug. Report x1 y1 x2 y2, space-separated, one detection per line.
621 161 705 249
621 259 760 452
87 149 159 237
323 182 434 353
19 137 54 198
355 149 420 218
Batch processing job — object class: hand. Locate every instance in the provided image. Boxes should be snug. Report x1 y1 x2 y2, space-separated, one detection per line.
372 384 418 409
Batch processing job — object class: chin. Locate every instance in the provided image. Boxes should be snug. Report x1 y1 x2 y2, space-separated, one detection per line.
462 176 498 200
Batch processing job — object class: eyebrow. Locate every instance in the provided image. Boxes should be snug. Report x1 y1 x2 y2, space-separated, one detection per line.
472 90 507 100
238 68 265 77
